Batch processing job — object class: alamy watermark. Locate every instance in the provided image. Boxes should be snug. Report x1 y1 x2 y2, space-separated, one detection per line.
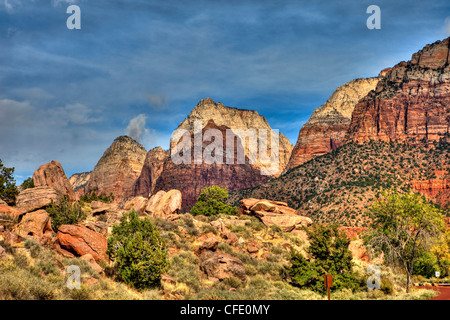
170 121 280 176
66 265 81 290
367 265 381 290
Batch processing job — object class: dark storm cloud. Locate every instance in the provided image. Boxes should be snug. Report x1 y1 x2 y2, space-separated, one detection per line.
0 0 449 182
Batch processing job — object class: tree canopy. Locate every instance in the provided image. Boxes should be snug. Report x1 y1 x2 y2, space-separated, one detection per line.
364 190 446 292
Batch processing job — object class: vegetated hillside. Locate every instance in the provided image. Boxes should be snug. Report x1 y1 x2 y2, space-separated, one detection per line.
230 138 450 227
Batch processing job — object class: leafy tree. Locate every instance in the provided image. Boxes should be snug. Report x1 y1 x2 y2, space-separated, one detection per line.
46 196 87 232
21 177 35 190
0 158 19 206
289 224 364 294
413 250 438 278
190 185 238 216
431 229 450 277
106 210 170 290
364 190 446 292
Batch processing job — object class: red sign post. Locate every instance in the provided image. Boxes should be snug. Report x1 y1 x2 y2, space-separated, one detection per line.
324 274 333 300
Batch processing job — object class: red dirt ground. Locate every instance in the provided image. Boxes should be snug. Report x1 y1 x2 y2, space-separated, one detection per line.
417 285 450 300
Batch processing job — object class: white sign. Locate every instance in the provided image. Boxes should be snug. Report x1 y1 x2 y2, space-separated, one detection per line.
435 271 440 278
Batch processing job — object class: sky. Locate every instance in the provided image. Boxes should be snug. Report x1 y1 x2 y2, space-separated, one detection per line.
0 0 449 184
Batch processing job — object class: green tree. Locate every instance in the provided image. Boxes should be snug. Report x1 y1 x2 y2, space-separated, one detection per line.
21 177 35 191
0 159 19 206
190 185 238 216
289 224 363 294
364 190 446 292
46 196 87 232
106 210 170 290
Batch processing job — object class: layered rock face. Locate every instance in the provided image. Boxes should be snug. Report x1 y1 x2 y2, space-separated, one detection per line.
349 37 450 143
33 160 76 200
16 186 62 214
69 172 91 196
411 171 450 208
85 136 147 202
133 147 169 197
176 98 293 176
154 118 271 211
285 77 380 171
150 98 293 211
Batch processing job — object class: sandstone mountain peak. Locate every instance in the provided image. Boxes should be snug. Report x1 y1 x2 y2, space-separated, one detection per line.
285 76 381 171
85 136 147 201
33 160 76 200
177 98 293 176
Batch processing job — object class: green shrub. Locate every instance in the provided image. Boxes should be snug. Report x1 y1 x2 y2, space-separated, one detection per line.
288 224 365 294
24 239 42 258
46 196 87 232
80 190 114 204
21 177 34 191
106 210 170 290
191 186 238 216
0 158 19 206
381 278 394 295
413 250 439 278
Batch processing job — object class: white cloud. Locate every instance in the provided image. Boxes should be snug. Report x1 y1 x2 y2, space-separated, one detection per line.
125 114 148 141
2 0 21 13
445 17 450 34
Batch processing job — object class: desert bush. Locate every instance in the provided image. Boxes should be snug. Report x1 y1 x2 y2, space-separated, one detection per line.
46 196 87 232
289 224 365 294
0 158 19 206
191 186 238 216
21 177 34 191
106 210 170 290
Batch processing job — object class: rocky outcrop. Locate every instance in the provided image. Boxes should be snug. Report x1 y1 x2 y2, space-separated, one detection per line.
349 37 450 144
16 186 62 214
85 136 147 202
199 250 247 282
33 160 76 200
13 210 53 243
0 203 22 219
286 77 380 171
56 224 108 262
411 171 450 208
241 198 312 232
123 196 148 214
134 147 169 198
145 190 182 217
194 232 221 256
69 172 91 196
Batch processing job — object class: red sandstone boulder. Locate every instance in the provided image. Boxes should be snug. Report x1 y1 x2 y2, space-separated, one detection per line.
194 232 220 256
56 224 108 262
145 190 182 217
123 196 148 214
241 198 312 232
0 203 22 219
13 210 53 243
199 251 247 282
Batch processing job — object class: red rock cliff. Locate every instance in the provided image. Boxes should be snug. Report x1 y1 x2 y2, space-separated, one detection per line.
349 37 450 144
